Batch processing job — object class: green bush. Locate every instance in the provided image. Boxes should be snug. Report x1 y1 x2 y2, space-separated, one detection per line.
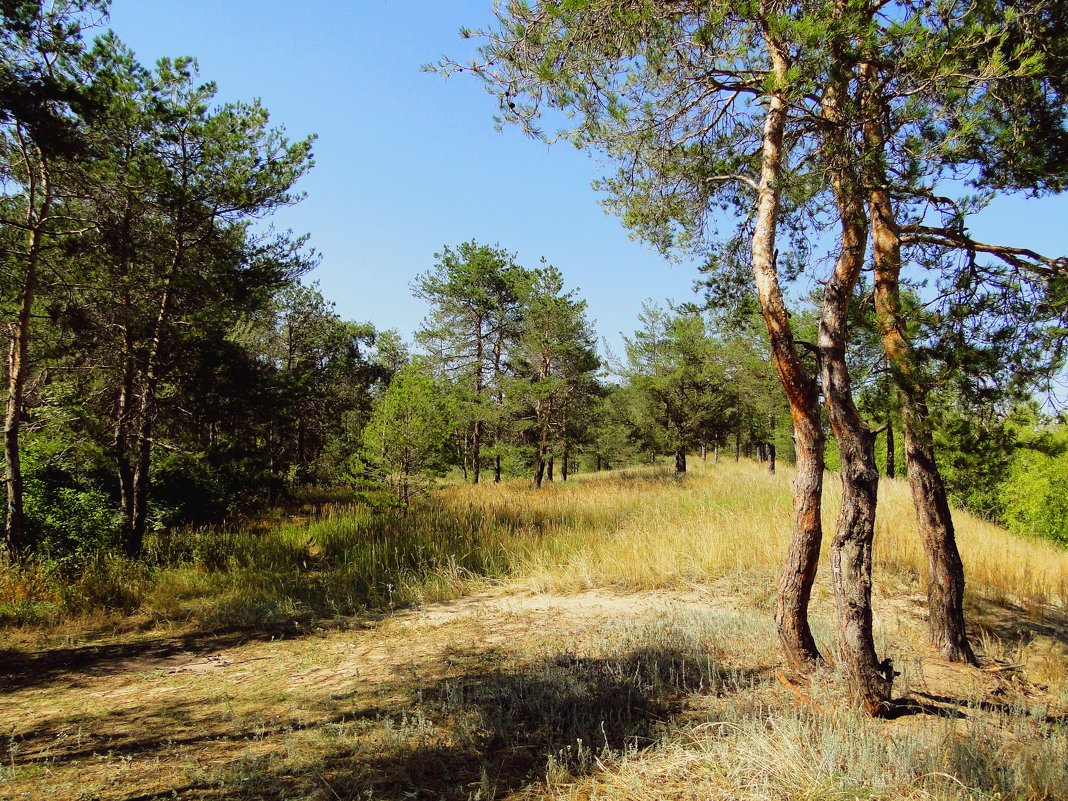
22 436 122 567
1002 448 1068 545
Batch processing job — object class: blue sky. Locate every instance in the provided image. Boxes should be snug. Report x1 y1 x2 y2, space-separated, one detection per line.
105 1 1067 359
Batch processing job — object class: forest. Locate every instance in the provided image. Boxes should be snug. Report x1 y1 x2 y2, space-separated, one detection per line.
2 1 1068 800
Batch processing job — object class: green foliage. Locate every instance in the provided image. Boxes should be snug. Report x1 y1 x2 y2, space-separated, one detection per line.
149 451 227 530
21 435 122 567
361 361 454 507
1002 419 1068 545
618 303 787 469
933 402 1016 523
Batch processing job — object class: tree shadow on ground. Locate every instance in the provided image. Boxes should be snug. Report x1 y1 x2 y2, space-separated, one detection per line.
901 691 1068 726
0 620 361 694
227 647 773 801
968 595 1068 649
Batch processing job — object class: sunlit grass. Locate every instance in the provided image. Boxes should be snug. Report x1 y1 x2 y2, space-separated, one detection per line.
1 458 1065 633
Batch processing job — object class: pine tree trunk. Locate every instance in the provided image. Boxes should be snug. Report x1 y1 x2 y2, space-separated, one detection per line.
126 244 180 558
115 328 137 546
4 322 29 556
547 454 554 482
494 454 501 484
768 442 776 475
821 61 893 713
472 420 482 485
885 417 895 479
863 62 975 666
561 444 569 481
822 273 893 713
4 206 53 556
752 20 825 674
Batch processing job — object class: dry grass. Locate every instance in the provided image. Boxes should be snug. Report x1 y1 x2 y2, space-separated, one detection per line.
1 459 1067 800
437 459 1068 612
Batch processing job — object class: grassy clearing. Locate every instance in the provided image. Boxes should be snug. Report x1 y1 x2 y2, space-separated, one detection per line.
1 460 1067 800
2 459 1065 634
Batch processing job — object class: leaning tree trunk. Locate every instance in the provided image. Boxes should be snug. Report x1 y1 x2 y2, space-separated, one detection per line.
862 63 975 666
752 20 825 673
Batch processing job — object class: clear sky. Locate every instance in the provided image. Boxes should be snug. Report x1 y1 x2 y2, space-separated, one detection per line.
104 0 1067 360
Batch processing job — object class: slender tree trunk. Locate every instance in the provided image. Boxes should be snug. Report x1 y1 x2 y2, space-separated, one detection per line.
821 59 893 714
547 453 554 482
768 442 776 475
701 443 707 461
862 62 974 665
735 431 740 462
885 417 895 479
714 444 720 463
534 448 546 488
127 243 180 557
4 324 29 557
472 420 482 484
115 325 137 544
493 330 506 484
861 76 974 664
561 443 569 481
4 179 52 558
675 448 686 474
752 19 826 673
472 323 486 485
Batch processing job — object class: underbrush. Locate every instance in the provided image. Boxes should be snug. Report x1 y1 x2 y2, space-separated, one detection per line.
1 460 1066 635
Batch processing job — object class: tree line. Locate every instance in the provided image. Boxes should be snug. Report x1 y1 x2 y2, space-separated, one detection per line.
361 240 792 504
0 0 787 567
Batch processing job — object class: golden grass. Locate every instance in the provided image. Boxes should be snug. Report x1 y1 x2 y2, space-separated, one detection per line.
439 459 1068 611
1 458 1065 636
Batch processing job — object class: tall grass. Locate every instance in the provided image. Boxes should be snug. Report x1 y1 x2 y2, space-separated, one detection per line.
1 459 1065 631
